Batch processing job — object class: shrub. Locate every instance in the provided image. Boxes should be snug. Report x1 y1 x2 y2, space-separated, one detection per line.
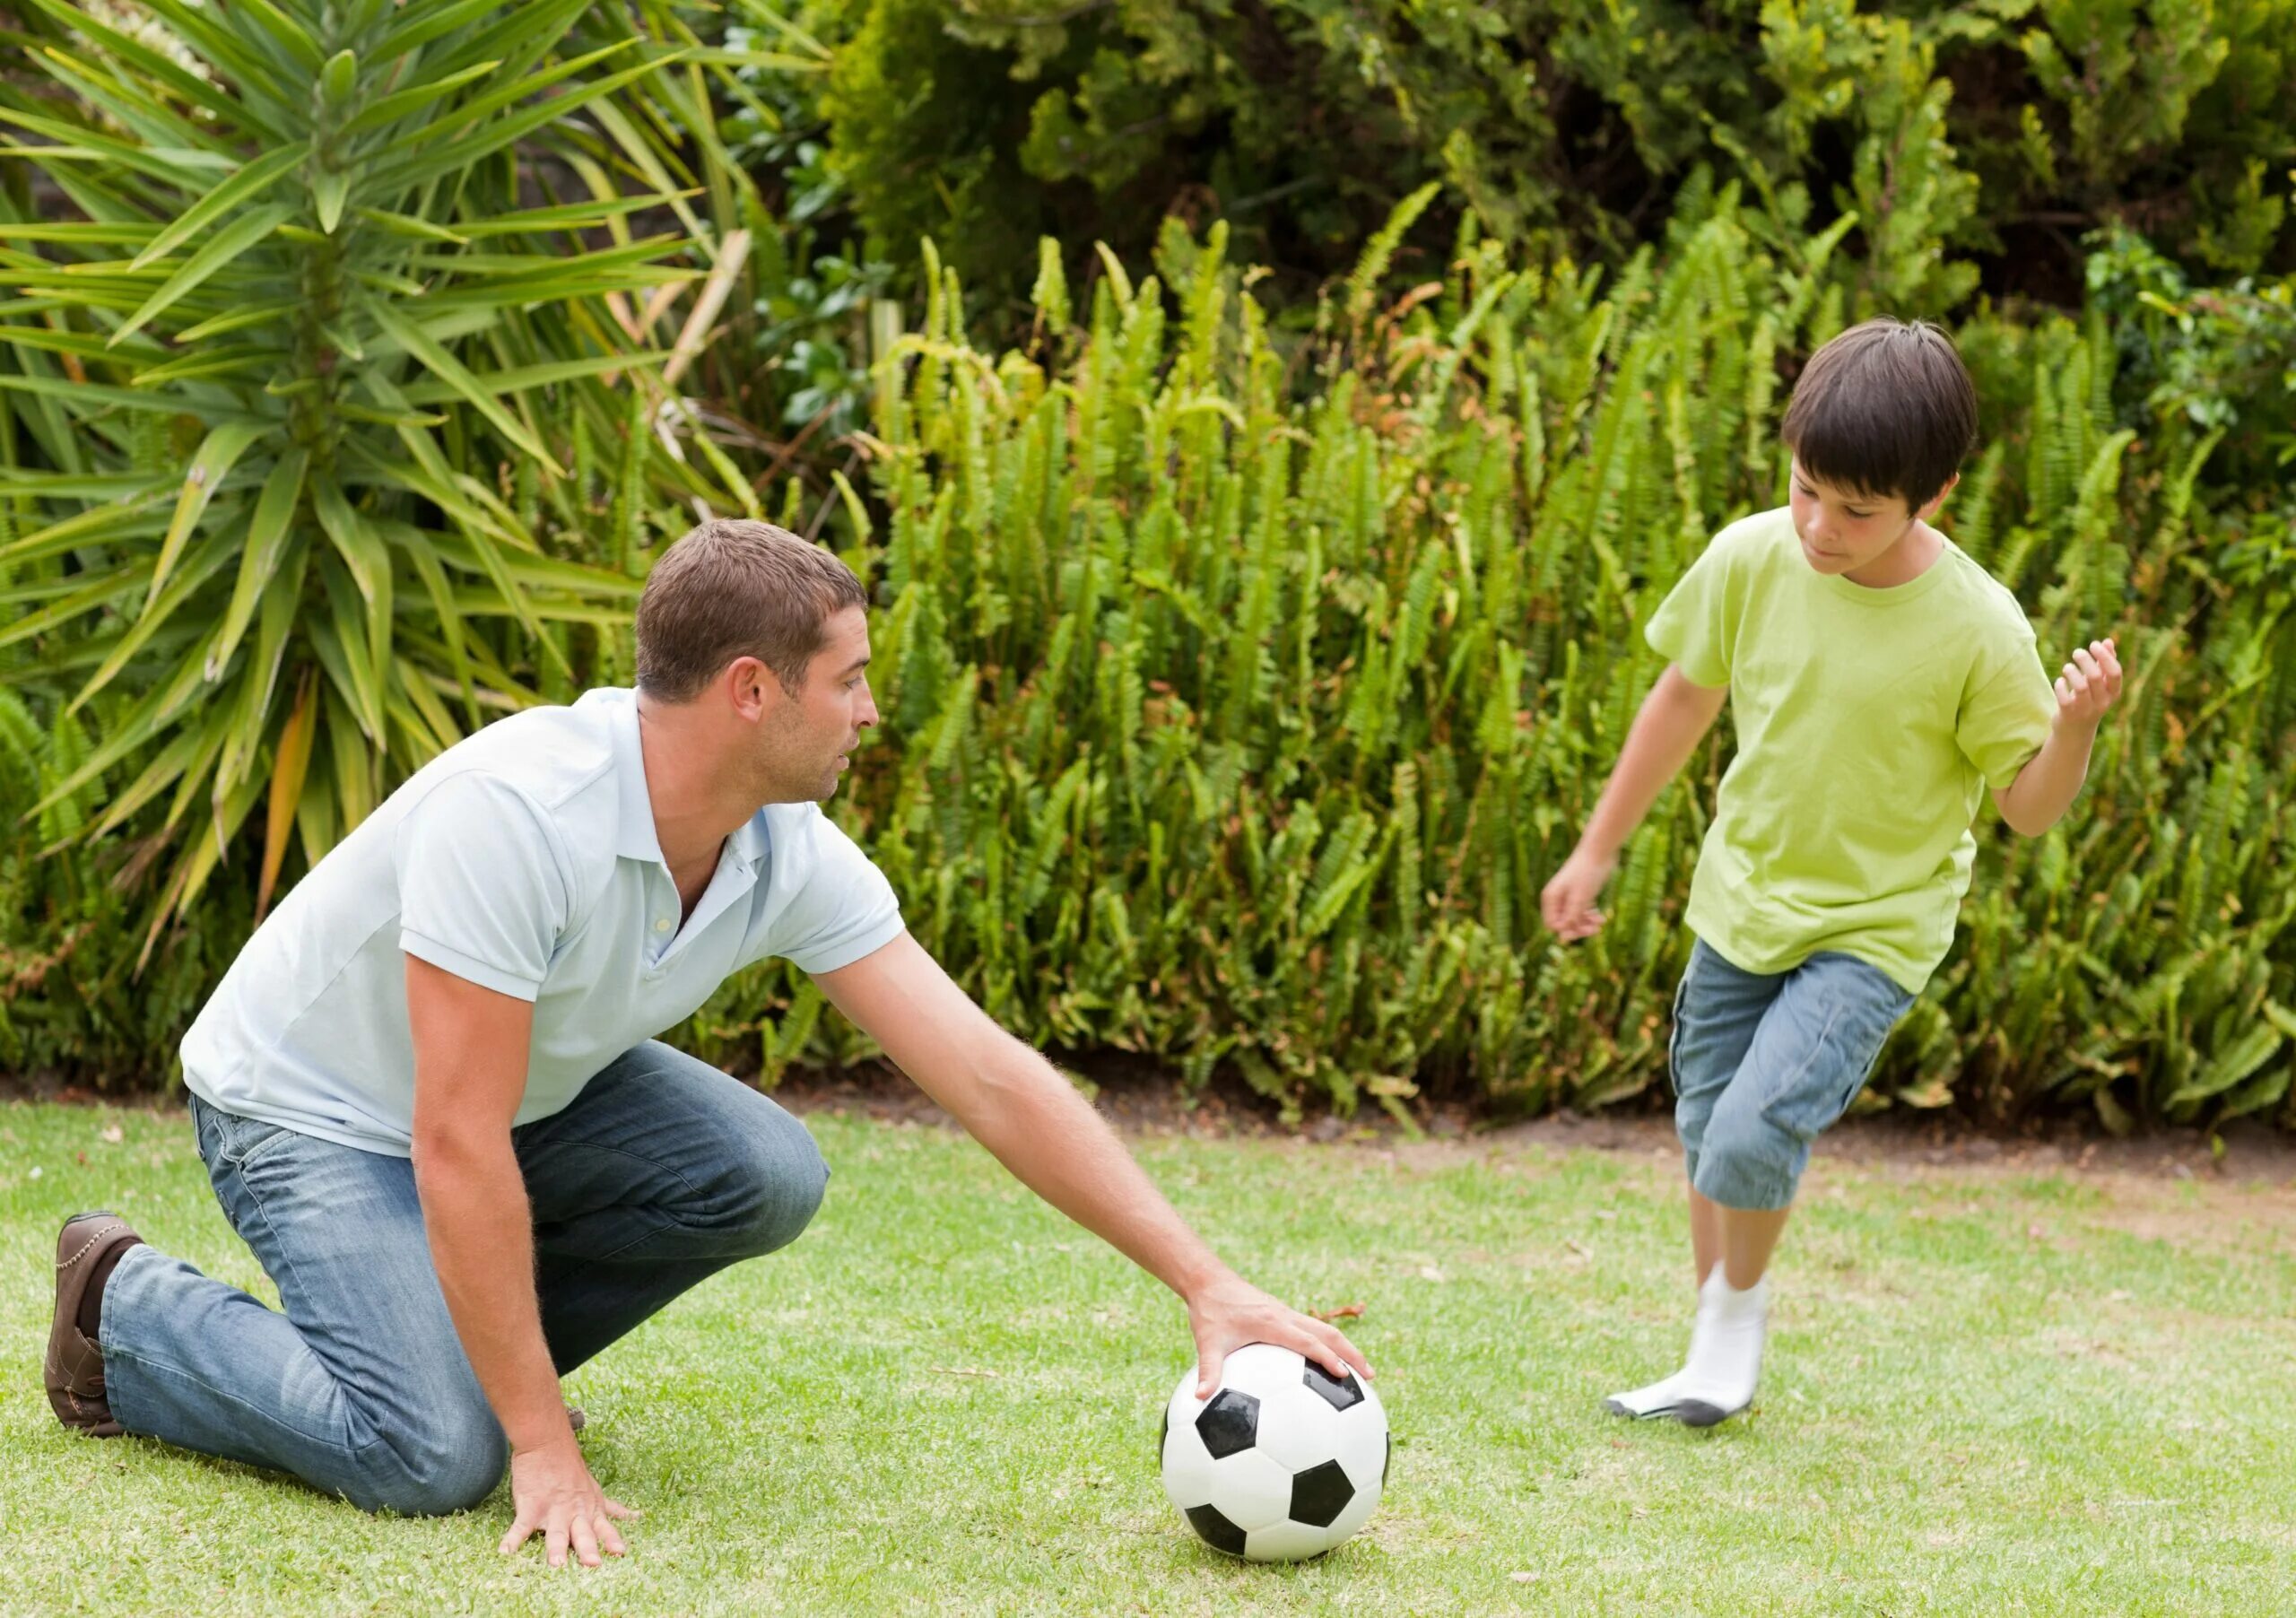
695 196 2294 1128
812 0 2296 318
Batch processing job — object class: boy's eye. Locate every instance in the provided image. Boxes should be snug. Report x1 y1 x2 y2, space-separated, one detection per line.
1845 508 1872 519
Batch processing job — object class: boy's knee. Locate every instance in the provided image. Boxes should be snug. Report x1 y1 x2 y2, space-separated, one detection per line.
1691 1092 1808 1211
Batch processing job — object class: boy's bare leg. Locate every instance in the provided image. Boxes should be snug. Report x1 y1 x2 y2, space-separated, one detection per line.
1718 1200 1790 1289
1688 1183 1723 1286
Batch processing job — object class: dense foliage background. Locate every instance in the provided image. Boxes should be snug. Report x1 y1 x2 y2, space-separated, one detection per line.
2 0 2291 1130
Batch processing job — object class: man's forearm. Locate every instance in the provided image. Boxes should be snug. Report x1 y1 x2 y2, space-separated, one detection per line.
411 1132 568 1451
1998 724 2094 836
957 1042 1228 1301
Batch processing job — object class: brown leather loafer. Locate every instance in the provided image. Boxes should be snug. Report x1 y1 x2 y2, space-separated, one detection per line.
46 1211 141 1438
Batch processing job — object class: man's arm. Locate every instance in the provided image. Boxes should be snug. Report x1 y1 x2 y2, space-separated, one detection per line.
1542 664 1728 939
1990 638 2122 837
405 956 630 1568
813 934 1371 1396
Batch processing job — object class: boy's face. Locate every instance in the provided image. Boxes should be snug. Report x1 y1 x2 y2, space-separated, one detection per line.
1787 459 1953 577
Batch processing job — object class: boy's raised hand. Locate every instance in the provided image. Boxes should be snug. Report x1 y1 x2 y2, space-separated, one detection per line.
2053 637 2123 731
1541 847 1618 943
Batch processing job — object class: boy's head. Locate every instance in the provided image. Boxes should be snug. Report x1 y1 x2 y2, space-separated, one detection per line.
1780 318 1977 575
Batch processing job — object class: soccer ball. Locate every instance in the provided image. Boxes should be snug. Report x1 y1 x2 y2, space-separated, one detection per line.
1158 1343 1390 1561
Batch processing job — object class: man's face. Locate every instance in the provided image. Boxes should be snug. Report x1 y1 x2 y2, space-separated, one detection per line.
755 606 877 802
1787 459 1944 578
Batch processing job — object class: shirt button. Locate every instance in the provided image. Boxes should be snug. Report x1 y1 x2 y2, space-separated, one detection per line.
654 918 671 934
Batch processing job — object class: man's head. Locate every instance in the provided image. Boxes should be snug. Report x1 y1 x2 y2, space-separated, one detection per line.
1780 318 1978 576
634 519 876 803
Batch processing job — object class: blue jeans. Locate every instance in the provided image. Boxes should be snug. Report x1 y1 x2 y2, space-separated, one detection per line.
100 1042 829 1515
1669 938 1915 1211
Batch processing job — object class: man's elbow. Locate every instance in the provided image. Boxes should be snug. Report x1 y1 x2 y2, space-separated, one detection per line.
409 1111 511 1186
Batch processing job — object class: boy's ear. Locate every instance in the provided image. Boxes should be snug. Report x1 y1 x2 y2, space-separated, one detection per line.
1920 472 1960 520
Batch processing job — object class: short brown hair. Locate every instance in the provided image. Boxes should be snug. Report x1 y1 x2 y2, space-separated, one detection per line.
634 519 867 701
1781 318 1978 510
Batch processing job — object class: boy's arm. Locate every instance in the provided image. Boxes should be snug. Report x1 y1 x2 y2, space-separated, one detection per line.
1542 664 1727 941
1991 638 2122 837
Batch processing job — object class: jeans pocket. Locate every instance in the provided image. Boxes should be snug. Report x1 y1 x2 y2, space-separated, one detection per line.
208 1108 292 1171
1830 988 1917 1117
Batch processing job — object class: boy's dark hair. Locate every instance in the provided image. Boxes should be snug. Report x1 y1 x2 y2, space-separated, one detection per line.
1780 318 1978 511
635 519 866 702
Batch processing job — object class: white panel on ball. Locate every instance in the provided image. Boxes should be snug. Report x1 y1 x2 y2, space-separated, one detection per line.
1210 1448 1294 1533
1244 1521 1329 1562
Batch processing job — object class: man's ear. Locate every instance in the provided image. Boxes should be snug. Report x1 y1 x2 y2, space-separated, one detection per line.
724 656 775 722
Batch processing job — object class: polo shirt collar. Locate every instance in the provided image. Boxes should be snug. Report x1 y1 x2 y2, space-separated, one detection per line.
610 692 665 865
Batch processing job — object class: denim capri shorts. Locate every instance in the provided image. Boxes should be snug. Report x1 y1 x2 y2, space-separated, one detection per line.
1668 937 1916 1210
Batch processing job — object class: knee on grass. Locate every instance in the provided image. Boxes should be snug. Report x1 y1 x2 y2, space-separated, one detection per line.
359 1413 509 1518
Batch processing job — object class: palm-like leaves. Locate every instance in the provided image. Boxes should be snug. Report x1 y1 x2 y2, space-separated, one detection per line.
0 0 775 944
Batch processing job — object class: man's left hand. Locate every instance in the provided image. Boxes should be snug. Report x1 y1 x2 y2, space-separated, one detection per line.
1187 1272 1373 1398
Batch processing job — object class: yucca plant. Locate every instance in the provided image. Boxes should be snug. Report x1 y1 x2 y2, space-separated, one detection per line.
0 0 783 952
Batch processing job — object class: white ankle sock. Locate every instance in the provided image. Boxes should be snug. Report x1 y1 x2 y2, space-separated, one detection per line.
1605 1267 1770 1420
1675 1267 1768 1418
1603 1366 1695 1418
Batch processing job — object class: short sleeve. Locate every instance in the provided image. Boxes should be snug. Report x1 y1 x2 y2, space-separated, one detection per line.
393 773 570 1001
1643 533 1735 688
771 813 905 975
1957 631 2057 790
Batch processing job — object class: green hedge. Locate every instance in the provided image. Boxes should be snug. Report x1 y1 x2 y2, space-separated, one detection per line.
691 196 2296 1129
814 0 2296 315
5 183 2292 1123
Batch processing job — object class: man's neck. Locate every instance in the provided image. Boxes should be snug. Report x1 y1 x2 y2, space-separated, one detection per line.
633 698 748 879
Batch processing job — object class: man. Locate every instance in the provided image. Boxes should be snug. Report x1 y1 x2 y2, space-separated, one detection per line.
46 520 1370 1570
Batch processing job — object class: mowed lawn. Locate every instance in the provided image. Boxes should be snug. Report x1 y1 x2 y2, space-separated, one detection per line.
3 1097 2292 1616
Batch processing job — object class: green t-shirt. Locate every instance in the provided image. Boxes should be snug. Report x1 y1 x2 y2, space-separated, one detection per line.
1643 506 2056 993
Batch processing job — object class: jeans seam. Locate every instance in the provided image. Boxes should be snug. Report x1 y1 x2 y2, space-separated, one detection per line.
232 1152 326 1348
1768 1000 1845 1137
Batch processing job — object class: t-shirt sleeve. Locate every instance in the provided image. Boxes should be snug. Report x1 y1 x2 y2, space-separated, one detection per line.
1643 531 1736 688
1957 626 2058 791
773 813 905 975
392 773 570 1001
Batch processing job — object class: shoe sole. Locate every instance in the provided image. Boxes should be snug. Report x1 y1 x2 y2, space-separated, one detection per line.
1674 1398 1746 1428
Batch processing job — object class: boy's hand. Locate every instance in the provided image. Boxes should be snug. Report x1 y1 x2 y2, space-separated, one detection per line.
1541 848 1618 942
2052 637 2123 732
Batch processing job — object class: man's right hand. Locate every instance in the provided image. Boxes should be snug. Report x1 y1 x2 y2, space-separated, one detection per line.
500 1435 636 1568
1541 846 1618 942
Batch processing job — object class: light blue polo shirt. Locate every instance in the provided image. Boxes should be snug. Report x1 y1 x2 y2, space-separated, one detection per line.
180 687 904 1156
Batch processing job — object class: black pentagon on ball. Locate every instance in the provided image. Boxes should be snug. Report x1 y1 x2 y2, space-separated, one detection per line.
1302 1361 1364 1412
1158 1406 1169 1457
1185 1502 1248 1556
1383 1431 1392 1486
1290 1459 1355 1528
1195 1388 1259 1458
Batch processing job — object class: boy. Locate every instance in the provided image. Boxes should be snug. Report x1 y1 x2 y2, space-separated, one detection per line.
1540 318 2123 1427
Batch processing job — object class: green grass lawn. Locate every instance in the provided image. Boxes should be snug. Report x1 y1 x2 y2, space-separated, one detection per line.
4 1099 2292 1615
